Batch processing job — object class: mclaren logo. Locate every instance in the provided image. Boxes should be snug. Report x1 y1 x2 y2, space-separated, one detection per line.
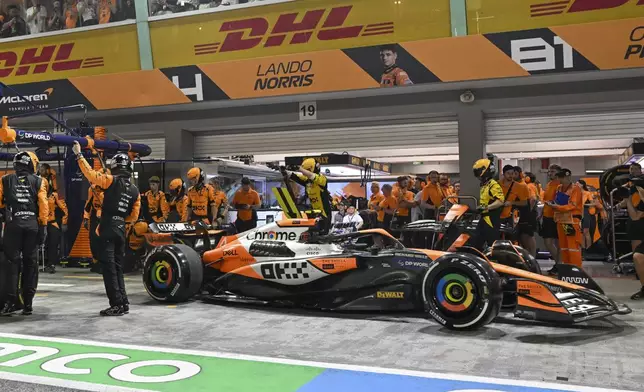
0 88 53 105
376 291 404 299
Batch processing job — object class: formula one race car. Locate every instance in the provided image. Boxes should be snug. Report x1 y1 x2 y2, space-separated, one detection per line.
142 217 631 330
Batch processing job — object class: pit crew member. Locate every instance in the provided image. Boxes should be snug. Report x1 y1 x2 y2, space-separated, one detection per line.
73 141 141 316
547 168 583 269
167 178 188 223
44 183 68 274
0 151 48 316
232 177 261 233
143 176 169 223
185 167 218 226
472 158 505 251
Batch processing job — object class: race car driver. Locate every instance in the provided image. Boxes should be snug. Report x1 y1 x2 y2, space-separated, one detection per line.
281 158 332 233
0 151 48 316
186 167 219 226
379 45 413 87
44 183 68 274
472 158 505 251
73 141 141 317
167 178 188 222
143 176 169 223
547 168 583 269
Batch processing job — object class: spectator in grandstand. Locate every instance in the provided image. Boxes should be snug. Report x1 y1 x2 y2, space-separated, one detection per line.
98 0 117 23
26 0 47 35
47 1 65 31
149 0 174 16
65 0 79 29
0 5 27 37
117 0 136 20
78 0 98 26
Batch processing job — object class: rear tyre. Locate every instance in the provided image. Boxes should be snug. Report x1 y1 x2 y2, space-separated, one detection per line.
422 254 502 330
143 244 203 303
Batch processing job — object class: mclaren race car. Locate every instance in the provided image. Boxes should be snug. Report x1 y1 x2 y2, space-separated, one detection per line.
142 216 631 330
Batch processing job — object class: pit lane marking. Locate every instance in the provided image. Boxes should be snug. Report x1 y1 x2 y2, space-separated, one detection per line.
0 371 153 392
0 332 635 392
39 283 75 287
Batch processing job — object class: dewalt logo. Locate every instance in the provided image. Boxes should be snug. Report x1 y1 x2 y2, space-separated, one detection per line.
376 291 404 299
531 0 644 17
194 6 394 56
0 43 104 79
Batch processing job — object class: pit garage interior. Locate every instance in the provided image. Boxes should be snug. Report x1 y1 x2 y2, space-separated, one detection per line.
5 66 644 392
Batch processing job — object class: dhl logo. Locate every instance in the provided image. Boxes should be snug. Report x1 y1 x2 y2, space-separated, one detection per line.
0 43 104 78
531 0 644 17
194 6 394 56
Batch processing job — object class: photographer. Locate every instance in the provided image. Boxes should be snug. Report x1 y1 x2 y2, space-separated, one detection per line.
1 5 27 38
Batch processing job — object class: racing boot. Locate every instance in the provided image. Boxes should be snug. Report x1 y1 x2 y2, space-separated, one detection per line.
100 305 125 317
22 305 33 316
630 287 644 300
44 265 56 274
123 303 129 314
0 303 19 316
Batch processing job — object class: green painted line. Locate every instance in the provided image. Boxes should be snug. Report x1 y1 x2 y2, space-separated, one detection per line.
0 336 323 392
449 0 468 37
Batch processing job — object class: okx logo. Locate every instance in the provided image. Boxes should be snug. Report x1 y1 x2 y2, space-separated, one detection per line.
193 6 394 56
0 43 104 78
531 0 644 18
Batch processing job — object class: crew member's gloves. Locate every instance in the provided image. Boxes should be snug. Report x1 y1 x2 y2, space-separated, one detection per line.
82 219 89 230
38 226 47 245
72 141 82 156
477 205 487 213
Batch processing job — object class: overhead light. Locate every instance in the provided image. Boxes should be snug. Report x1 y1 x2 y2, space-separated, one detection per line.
585 170 604 174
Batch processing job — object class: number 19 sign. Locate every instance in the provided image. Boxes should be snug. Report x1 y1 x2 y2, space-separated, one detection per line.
299 101 317 120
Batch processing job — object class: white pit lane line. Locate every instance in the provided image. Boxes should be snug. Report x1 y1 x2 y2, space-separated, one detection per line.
0 332 637 392
38 284 75 288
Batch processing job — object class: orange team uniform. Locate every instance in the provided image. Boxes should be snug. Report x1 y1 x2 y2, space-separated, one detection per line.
232 189 260 222
369 191 385 211
552 183 583 268
421 182 445 218
169 194 189 222
47 192 68 228
393 187 414 217
144 190 170 223
542 179 560 219
500 180 529 221
84 185 104 220
77 159 141 233
381 66 413 87
186 183 217 223
377 195 398 224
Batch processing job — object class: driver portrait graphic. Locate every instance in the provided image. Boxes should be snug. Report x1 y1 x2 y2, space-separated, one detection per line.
379 44 413 87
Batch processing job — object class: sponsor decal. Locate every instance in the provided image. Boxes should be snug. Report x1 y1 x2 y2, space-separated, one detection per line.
531 0 644 18
156 223 195 232
223 249 238 257
305 246 322 256
248 230 297 241
429 309 447 325
255 60 314 90
561 276 589 284
559 296 599 314
261 261 310 280
626 26 644 59
376 291 404 299
17 130 53 142
397 260 431 269
322 263 334 270
458 258 486 283
193 6 393 56
0 43 103 79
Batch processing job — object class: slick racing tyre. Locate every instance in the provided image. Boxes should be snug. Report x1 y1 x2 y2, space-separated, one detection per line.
143 244 203 302
422 254 502 330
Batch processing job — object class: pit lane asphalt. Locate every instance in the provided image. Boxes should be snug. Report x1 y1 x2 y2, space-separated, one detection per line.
0 261 642 392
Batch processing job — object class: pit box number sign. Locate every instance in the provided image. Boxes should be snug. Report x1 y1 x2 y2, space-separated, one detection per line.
299 101 317 120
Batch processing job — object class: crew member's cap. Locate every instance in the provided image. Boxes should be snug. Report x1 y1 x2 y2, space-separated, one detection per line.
149 176 160 183
556 168 572 177
241 177 251 185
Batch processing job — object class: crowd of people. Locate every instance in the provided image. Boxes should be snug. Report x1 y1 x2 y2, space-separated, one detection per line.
149 0 269 17
0 0 136 38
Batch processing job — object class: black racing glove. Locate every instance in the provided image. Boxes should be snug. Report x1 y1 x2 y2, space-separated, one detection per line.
38 226 47 246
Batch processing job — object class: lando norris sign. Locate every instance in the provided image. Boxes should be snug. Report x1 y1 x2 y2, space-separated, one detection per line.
0 334 634 392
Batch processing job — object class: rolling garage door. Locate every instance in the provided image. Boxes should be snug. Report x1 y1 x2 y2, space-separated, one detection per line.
193 121 458 158
128 138 166 160
486 111 644 145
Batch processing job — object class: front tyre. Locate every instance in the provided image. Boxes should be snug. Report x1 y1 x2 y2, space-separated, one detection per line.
143 244 203 303
422 254 502 330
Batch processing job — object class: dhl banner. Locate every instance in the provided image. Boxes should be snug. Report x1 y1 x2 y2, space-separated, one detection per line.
0 23 140 86
2 17 644 114
467 0 644 34
149 0 452 68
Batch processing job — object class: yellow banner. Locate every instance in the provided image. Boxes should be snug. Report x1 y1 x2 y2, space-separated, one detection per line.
150 0 451 69
0 24 140 85
467 0 644 34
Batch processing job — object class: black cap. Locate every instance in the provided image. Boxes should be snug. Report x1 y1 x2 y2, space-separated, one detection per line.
556 168 572 178
241 177 251 185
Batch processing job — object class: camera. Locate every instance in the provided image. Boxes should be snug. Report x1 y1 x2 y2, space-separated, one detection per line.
460 90 475 104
